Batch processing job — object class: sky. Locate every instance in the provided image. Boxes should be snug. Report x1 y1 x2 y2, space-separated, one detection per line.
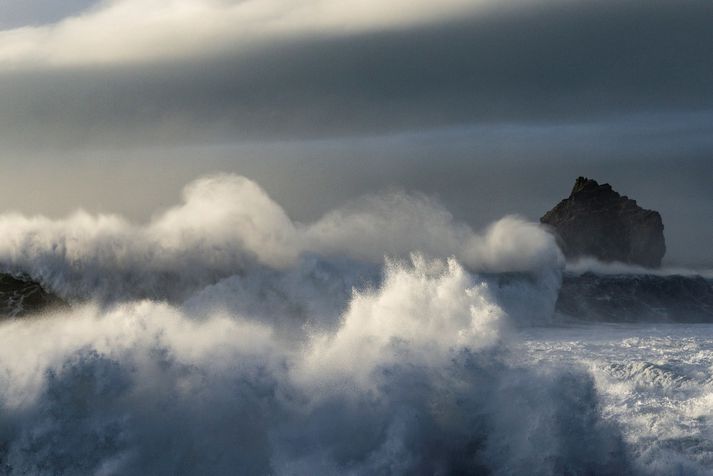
0 0 711 266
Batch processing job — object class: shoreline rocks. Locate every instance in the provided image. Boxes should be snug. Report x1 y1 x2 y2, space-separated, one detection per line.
556 272 713 322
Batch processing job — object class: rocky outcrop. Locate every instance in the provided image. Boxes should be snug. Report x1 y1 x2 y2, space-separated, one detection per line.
541 177 666 267
0 273 67 318
557 272 713 322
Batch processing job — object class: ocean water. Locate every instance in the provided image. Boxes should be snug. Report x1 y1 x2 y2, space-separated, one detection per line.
514 324 713 475
0 174 710 475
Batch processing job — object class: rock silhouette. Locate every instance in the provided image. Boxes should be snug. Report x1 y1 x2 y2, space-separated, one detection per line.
541 177 665 267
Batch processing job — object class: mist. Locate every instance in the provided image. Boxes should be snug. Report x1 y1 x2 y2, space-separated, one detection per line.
2 114 711 266
1 1 712 474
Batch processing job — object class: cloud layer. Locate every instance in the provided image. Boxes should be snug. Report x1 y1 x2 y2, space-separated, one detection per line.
0 0 490 67
1 0 711 147
0 0 710 265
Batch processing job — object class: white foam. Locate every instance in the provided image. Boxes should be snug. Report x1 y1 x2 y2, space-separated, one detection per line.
566 257 713 278
0 174 664 475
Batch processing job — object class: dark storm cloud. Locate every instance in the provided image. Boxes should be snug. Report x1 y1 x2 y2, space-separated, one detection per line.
0 0 712 147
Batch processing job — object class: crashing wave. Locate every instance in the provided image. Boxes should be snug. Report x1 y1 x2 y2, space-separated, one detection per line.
0 174 709 474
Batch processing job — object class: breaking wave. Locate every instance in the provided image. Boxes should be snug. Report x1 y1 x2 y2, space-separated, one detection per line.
0 174 560 303
0 174 709 474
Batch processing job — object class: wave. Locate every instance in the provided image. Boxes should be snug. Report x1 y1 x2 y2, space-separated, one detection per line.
566 258 713 279
513 325 713 475
0 174 562 304
0 255 632 475
0 173 708 474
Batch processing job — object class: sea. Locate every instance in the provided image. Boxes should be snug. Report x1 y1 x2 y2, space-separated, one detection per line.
0 174 711 475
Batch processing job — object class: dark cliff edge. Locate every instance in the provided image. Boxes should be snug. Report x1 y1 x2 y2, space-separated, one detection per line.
0 273 68 319
541 177 665 268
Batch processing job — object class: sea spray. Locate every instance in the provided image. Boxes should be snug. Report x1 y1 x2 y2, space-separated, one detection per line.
0 174 643 475
0 174 562 304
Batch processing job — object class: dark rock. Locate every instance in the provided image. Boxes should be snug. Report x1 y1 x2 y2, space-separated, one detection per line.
0 273 67 318
541 177 666 267
556 272 713 322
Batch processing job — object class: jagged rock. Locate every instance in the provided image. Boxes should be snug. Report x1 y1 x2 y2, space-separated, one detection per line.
541 177 666 267
0 273 67 318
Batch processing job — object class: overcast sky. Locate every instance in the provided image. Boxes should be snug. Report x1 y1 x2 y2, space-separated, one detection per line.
0 0 711 265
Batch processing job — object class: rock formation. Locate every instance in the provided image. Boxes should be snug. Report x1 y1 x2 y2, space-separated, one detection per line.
557 272 713 322
0 273 67 318
541 177 666 267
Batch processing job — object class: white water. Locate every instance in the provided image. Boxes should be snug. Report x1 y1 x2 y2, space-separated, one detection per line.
0 174 709 475
513 324 713 475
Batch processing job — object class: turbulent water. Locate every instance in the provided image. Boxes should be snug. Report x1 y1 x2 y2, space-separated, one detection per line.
0 174 711 475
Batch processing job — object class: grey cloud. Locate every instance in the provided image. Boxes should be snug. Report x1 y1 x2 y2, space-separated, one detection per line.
0 0 712 148
0 0 99 29
0 0 710 266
